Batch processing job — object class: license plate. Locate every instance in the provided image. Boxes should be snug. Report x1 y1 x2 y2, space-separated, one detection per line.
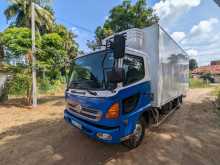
71 120 82 129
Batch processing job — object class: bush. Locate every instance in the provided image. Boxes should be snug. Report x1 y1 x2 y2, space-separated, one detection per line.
189 78 209 88
214 87 220 110
9 72 66 97
38 78 53 92
38 78 65 94
0 85 9 102
216 91 220 105
9 73 31 96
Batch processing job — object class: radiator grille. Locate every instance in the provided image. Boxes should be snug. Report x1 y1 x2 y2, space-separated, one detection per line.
67 102 102 121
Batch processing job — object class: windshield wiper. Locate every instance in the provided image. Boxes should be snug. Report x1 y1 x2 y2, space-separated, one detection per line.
69 81 98 96
86 90 97 96
69 90 86 95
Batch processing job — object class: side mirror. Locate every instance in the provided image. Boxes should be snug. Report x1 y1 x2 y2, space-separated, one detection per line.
107 68 125 83
111 34 126 59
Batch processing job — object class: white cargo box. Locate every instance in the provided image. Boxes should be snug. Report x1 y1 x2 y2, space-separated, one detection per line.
142 24 189 107
103 24 189 108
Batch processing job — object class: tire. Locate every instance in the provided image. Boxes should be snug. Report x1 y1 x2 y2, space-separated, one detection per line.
180 96 183 104
123 116 146 149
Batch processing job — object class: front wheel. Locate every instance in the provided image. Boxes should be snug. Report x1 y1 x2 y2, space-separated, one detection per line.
123 117 146 149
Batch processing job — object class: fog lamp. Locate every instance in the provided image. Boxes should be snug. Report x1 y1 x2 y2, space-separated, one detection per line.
96 133 112 140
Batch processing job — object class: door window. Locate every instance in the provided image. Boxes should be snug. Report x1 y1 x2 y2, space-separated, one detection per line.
123 55 145 86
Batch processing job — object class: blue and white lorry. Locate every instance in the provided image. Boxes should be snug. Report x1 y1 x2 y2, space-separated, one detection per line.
64 24 189 148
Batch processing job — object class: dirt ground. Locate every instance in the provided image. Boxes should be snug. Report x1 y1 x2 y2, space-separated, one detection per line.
0 88 220 165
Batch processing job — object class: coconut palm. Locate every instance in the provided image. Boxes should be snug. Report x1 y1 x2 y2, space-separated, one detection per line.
4 0 54 33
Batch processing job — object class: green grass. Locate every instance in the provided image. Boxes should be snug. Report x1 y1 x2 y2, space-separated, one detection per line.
211 86 220 124
211 86 220 96
38 80 66 95
189 78 210 88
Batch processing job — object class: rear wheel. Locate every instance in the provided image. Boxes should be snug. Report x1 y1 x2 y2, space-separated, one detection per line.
179 96 183 104
123 116 146 149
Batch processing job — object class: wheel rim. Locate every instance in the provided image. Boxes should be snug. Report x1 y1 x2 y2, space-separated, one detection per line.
133 123 142 144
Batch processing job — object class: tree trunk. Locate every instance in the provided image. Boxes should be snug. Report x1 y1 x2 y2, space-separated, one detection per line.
26 82 32 105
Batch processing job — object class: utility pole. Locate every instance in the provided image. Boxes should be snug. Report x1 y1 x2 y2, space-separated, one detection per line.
31 2 37 107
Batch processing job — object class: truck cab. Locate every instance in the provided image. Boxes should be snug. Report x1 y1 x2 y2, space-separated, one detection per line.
64 46 152 148
64 24 188 148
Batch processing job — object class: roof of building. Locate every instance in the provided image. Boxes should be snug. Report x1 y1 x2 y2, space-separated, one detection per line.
192 65 220 74
211 60 220 65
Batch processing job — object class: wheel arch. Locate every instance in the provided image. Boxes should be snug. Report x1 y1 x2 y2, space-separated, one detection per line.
142 107 153 125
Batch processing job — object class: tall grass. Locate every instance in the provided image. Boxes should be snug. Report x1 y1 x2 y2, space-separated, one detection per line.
189 78 210 88
38 78 66 95
214 86 220 107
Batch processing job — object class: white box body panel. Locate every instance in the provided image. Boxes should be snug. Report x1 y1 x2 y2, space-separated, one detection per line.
142 24 189 107
103 24 189 107
158 26 189 107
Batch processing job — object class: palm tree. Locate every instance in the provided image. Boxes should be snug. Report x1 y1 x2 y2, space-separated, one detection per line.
4 0 54 33
0 33 5 69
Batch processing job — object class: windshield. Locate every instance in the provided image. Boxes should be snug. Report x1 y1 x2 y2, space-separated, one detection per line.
68 50 115 90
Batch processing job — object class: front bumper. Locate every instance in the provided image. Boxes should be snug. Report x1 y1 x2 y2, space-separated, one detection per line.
64 109 122 144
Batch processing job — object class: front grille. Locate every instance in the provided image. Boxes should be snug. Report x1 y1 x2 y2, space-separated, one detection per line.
67 102 102 121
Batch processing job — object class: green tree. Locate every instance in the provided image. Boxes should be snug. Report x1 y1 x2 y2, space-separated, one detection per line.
0 37 5 71
0 33 4 62
0 27 35 103
91 0 158 47
52 24 78 60
0 27 34 56
0 26 79 103
38 33 67 80
36 25 79 81
4 0 54 33
189 59 198 71
87 40 99 51
214 0 220 7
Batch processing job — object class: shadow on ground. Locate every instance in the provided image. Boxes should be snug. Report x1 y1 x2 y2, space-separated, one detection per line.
1 97 31 109
0 117 129 165
0 91 220 165
1 95 64 109
38 96 64 105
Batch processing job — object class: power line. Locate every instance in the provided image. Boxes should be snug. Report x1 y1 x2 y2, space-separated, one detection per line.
55 17 94 34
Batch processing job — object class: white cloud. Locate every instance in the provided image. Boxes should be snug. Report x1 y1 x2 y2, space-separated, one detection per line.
171 32 186 43
190 18 219 36
176 18 220 65
186 49 198 57
153 0 201 24
153 1 220 66
182 18 220 47
71 27 79 35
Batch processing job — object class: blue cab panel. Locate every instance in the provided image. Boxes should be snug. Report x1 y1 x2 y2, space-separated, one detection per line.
64 81 152 143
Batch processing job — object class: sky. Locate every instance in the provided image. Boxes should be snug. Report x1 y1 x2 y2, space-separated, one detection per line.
0 0 220 66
